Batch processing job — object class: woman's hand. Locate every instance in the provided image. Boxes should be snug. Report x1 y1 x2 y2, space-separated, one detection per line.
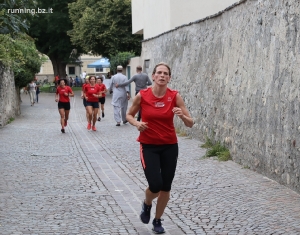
136 122 148 132
55 98 58 102
64 92 68 96
175 93 194 128
172 107 184 118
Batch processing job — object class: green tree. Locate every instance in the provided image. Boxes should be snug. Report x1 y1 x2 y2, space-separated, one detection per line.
28 0 83 78
13 34 46 88
109 51 135 74
0 0 35 34
0 1 44 88
0 33 44 87
68 0 142 57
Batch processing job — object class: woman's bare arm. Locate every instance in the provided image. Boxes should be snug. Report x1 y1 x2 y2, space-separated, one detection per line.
126 93 149 132
174 93 194 128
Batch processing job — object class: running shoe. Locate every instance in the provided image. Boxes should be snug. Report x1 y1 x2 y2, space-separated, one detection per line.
61 128 65 133
87 123 91 130
152 218 165 234
64 120 67 127
123 120 128 124
97 117 101 121
102 112 104 118
92 126 96 131
140 201 152 224
116 123 120 126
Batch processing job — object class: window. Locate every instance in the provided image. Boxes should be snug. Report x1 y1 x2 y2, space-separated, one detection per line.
68 66 75 75
144 60 150 74
96 68 103 72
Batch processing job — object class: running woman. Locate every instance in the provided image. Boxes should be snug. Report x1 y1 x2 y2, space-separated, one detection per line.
83 76 101 131
81 76 90 122
55 78 74 133
126 62 194 234
96 76 107 121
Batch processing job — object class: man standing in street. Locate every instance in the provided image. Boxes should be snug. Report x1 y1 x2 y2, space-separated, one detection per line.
109 65 130 126
116 65 152 121
75 75 80 87
81 71 87 84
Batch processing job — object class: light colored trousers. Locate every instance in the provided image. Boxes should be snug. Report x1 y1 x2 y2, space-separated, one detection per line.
113 104 128 123
29 90 36 104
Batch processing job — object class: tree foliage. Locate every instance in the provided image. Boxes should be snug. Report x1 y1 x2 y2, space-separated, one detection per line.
28 0 84 78
0 34 22 67
0 33 45 87
13 34 46 88
0 0 35 34
0 1 44 88
68 0 142 57
109 51 135 74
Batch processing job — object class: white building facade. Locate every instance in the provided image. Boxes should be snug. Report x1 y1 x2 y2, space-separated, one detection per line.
128 0 238 97
132 0 238 39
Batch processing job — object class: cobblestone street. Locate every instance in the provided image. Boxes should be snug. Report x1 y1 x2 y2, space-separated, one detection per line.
0 91 300 235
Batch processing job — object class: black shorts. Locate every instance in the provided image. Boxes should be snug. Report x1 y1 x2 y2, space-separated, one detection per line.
98 97 105 104
86 101 99 108
83 98 87 107
58 101 70 110
140 143 178 193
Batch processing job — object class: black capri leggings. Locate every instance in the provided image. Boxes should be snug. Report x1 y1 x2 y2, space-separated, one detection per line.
140 143 178 193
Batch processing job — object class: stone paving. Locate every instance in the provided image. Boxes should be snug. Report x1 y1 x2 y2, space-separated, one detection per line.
0 91 300 235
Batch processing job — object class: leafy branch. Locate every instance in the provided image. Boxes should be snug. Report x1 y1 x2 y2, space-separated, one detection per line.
109 51 135 73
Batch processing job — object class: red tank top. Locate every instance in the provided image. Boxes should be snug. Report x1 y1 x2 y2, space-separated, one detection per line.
98 84 106 97
56 86 72 102
137 88 178 145
84 84 100 102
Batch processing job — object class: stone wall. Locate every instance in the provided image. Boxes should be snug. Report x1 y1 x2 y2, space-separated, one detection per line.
0 62 20 127
140 0 300 192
